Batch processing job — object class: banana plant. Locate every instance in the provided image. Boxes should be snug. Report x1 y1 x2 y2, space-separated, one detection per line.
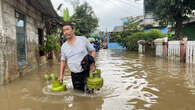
63 8 70 22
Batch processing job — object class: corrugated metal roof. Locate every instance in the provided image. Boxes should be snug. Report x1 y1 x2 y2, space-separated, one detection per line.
27 0 58 18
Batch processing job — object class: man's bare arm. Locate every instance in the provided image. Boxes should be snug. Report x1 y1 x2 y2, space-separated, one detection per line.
59 61 66 82
91 50 96 72
91 50 96 59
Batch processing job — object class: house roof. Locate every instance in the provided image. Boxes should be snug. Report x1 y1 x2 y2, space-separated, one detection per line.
27 0 59 18
113 26 123 32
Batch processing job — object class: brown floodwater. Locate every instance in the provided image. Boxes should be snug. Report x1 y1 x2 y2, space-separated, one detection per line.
1 49 195 110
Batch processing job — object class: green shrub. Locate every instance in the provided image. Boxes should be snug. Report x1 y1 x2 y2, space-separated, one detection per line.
126 32 145 51
167 32 175 41
125 29 165 51
144 29 164 42
41 33 60 53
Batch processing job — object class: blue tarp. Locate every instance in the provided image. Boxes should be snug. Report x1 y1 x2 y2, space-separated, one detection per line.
144 28 168 34
108 42 126 49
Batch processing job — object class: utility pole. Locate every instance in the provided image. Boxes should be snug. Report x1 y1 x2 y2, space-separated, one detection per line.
106 28 109 47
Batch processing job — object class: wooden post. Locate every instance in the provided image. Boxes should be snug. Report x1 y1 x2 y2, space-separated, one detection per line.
180 41 185 62
163 42 168 57
180 38 187 62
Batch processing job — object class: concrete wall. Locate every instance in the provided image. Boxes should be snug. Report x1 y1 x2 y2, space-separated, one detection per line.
0 0 5 85
0 0 45 84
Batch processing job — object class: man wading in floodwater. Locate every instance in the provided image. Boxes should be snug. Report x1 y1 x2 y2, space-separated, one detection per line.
59 22 96 92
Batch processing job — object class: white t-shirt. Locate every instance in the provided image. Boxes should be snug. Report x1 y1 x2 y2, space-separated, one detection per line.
61 36 95 73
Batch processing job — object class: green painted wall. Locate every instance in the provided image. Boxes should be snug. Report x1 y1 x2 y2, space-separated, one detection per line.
182 23 195 40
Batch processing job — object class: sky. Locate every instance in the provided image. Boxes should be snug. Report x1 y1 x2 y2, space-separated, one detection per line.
51 0 144 31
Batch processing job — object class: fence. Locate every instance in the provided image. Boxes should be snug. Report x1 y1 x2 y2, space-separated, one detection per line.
138 44 145 53
155 42 163 57
186 41 195 64
168 41 181 61
153 39 195 64
137 40 146 54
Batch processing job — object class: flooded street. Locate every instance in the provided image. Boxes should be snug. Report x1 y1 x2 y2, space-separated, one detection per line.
1 49 195 110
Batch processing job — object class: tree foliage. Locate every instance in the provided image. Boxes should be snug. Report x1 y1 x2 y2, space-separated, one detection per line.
111 18 143 47
146 0 195 39
123 18 143 34
126 29 165 51
40 33 60 56
71 2 98 36
120 18 143 47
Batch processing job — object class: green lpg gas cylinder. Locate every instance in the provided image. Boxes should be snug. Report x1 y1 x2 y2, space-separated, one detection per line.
51 80 67 92
87 69 103 89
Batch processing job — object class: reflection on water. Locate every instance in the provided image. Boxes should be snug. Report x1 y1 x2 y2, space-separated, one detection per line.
185 64 195 94
97 50 158 110
1 49 195 110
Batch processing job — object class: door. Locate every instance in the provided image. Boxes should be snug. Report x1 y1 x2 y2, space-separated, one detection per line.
38 28 44 56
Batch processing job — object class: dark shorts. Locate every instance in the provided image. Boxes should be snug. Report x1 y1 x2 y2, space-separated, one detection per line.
71 70 89 91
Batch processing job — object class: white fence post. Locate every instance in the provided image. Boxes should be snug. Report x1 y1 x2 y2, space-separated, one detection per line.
154 37 168 57
155 42 163 57
137 40 145 54
168 41 181 61
186 41 195 64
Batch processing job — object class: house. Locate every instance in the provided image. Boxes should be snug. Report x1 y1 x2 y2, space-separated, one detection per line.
183 21 195 40
142 0 168 34
182 10 195 40
0 0 59 85
121 16 144 25
142 1 157 27
113 26 123 32
113 16 144 33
